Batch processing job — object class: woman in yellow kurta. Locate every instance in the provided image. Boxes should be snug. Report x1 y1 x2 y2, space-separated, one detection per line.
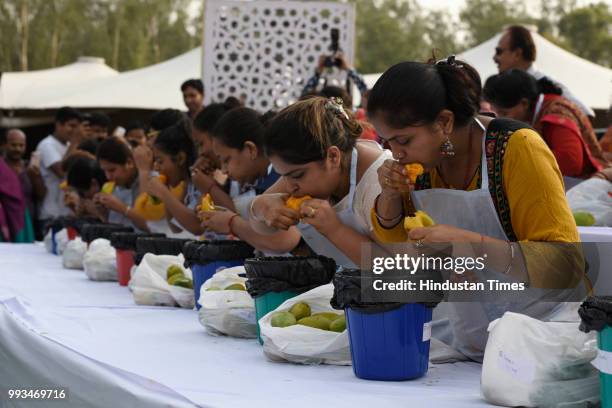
366 57 584 361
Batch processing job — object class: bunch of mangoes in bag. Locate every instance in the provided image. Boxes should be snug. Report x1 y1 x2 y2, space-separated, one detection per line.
270 302 346 332
206 283 246 291
166 264 193 289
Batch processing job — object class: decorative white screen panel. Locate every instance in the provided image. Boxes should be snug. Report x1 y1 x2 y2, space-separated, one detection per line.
203 0 355 112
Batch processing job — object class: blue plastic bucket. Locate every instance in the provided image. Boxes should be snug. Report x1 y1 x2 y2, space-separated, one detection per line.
51 225 62 255
346 303 432 380
192 260 243 310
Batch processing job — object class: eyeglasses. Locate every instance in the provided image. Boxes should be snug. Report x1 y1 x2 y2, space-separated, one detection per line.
495 47 506 56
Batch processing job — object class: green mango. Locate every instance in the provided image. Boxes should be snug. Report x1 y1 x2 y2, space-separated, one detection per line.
166 264 184 281
311 312 342 321
573 211 595 227
271 311 297 328
289 302 311 320
224 283 246 291
172 277 193 289
298 316 331 331
329 316 346 332
167 274 184 286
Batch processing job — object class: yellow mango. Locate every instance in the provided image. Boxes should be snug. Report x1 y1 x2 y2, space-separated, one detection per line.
404 163 424 184
404 211 435 232
285 195 312 211
101 181 115 194
200 193 215 212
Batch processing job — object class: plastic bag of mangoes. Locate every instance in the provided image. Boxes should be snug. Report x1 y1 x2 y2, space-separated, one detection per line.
198 266 257 339
259 284 350 365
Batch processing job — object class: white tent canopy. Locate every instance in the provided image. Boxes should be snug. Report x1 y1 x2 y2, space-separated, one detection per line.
363 31 612 110
0 57 119 109
0 49 201 111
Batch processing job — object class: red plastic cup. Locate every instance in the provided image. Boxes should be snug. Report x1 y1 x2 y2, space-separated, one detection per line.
67 227 78 241
116 249 135 286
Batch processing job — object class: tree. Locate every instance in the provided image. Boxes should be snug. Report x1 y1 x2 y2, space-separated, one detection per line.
558 2 612 67
0 0 199 72
424 9 464 59
459 0 536 47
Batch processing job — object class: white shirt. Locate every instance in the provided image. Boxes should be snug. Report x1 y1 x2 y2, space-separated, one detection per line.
37 135 70 220
527 65 595 117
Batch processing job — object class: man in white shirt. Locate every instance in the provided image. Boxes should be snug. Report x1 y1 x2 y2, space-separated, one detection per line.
36 106 82 225
493 25 595 118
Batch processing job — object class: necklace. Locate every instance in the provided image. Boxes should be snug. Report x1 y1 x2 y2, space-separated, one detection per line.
436 121 478 190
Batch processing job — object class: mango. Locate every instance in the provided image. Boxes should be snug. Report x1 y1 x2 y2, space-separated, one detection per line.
224 283 246 291
329 316 346 332
166 264 184 280
150 174 167 204
404 210 435 232
200 193 215 212
289 302 311 320
101 181 115 194
285 195 312 211
298 316 332 331
271 311 297 328
172 277 193 289
167 274 184 286
573 211 595 227
311 312 342 320
404 163 424 184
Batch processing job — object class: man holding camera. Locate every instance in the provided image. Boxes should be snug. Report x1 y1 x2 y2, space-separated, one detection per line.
301 52 368 99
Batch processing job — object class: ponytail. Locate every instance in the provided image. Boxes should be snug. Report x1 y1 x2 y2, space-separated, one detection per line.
367 56 481 129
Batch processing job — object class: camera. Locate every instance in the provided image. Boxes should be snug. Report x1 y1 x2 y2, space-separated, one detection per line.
323 28 341 68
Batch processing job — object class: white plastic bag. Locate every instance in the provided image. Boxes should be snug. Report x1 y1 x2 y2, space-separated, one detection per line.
83 238 117 281
481 312 598 407
259 284 350 365
62 237 87 270
43 230 53 253
567 178 612 226
198 266 256 338
55 228 69 255
129 253 194 309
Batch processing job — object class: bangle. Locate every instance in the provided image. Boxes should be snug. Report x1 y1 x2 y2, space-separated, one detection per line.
228 214 240 236
374 194 404 223
503 242 514 275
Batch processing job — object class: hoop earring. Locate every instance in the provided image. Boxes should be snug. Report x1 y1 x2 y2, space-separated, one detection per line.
440 137 455 157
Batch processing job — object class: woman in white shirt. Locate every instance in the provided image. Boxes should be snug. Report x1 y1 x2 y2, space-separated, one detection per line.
249 97 390 268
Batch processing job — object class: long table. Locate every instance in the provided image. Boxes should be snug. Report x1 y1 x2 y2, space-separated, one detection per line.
0 243 489 408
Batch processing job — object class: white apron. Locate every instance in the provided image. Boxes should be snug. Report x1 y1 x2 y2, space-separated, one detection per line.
412 117 584 361
297 148 370 268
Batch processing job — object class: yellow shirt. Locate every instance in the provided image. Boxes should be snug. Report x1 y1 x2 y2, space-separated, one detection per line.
132 181 186 221
371 128 583 288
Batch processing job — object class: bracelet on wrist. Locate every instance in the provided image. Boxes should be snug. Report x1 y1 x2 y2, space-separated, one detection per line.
228 214 240 236
374 194 404 222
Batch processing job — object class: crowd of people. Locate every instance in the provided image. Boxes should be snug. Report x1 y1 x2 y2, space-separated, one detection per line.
0 25 611 358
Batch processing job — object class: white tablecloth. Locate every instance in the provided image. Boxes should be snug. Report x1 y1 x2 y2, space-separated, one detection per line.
578 227 612 296
0 244 489 408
